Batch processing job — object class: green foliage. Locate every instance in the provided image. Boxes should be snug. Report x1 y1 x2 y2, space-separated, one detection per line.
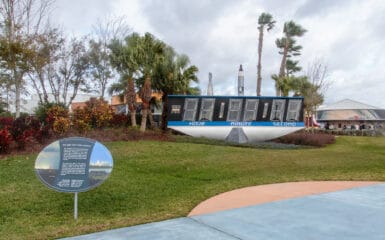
258 13 276 31
152 48 199 94
285 59 302 75
276 20 307 92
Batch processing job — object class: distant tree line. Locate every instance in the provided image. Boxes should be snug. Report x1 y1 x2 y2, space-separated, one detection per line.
0 0 199 132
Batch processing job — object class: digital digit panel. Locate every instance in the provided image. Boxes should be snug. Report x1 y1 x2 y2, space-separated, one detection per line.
227 99 243 121
183 98 199 121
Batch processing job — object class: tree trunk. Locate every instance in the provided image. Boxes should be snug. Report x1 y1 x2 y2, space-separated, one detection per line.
15 82 21 118
278 39 289 96
130 111 137 127
126 77 137 127
257 26 264 96
140 108 148 132
148 108 155 129
161 93 168 131
139 77 152 132
129 104 136 127
14 71 22 118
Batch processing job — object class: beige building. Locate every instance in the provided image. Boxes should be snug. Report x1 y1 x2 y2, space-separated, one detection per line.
316 99 385 132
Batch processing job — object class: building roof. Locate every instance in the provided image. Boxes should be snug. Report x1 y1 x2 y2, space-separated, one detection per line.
316 99 385 121
318 99 380 111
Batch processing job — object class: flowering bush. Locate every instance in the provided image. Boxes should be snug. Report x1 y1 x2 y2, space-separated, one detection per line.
0 128 12 154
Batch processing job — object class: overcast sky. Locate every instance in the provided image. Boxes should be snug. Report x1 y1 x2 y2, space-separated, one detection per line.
53 0 385 108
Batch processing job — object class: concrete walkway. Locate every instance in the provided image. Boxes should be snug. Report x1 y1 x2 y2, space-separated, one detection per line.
62 181 385 240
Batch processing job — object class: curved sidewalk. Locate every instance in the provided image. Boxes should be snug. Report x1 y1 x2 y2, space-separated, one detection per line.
189 181 381 216
62 181 385 240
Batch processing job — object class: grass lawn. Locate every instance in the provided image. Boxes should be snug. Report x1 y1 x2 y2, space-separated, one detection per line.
1 136 385 239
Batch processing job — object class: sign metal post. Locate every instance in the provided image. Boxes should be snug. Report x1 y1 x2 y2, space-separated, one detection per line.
74 192 78 220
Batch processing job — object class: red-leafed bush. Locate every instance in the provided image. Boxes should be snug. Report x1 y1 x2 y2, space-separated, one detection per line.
27 117 47 143
10 117 34 150
110 113 129 128
0 128 12 154
0 117 13 129
274 132 335 147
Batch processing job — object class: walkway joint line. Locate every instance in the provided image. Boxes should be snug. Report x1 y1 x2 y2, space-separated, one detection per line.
189 216 243 240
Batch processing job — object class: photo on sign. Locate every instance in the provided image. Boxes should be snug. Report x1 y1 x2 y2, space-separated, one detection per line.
88 142 113 186
35 141 61 185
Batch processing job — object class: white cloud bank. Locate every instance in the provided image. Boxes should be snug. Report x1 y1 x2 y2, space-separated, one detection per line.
54 0 385 108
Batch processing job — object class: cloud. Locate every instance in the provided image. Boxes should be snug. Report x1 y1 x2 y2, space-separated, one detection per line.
50 0 385 108
54 0 115 35
295 0 352 18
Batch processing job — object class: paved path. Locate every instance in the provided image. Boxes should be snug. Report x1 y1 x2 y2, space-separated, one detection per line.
189 181 380 216
62 181 385 240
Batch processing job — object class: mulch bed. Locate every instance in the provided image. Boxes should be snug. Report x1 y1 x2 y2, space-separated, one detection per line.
2 128 175 157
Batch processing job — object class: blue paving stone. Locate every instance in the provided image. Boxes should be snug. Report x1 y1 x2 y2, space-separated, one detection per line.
61 217 237 240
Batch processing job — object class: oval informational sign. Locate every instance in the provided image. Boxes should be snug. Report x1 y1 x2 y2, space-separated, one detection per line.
35 137 113 193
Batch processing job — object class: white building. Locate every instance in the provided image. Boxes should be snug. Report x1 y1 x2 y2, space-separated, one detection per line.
9 93 100 114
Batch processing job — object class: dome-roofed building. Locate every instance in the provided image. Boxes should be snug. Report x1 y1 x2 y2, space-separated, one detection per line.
316 99 385 131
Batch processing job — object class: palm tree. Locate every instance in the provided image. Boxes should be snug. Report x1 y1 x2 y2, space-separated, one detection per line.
285 59 302 76
256 13 275 96
278 21 306 79
109 33 141 126
135 33 165 132
274 21 306 96
152 47 199 130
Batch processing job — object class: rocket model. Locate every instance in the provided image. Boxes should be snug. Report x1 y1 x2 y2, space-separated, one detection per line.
207 72 213 96
238 64 244 96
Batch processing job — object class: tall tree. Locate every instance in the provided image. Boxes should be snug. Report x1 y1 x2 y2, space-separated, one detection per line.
305 58 330 95
276 21 306 96
28 28 64 104
109 33 141 127
51 37 91 107
256 12 275 96
304 58 330 124
135 32 165 132
0 0 54 117
91 15 130 99
88 39 113 99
